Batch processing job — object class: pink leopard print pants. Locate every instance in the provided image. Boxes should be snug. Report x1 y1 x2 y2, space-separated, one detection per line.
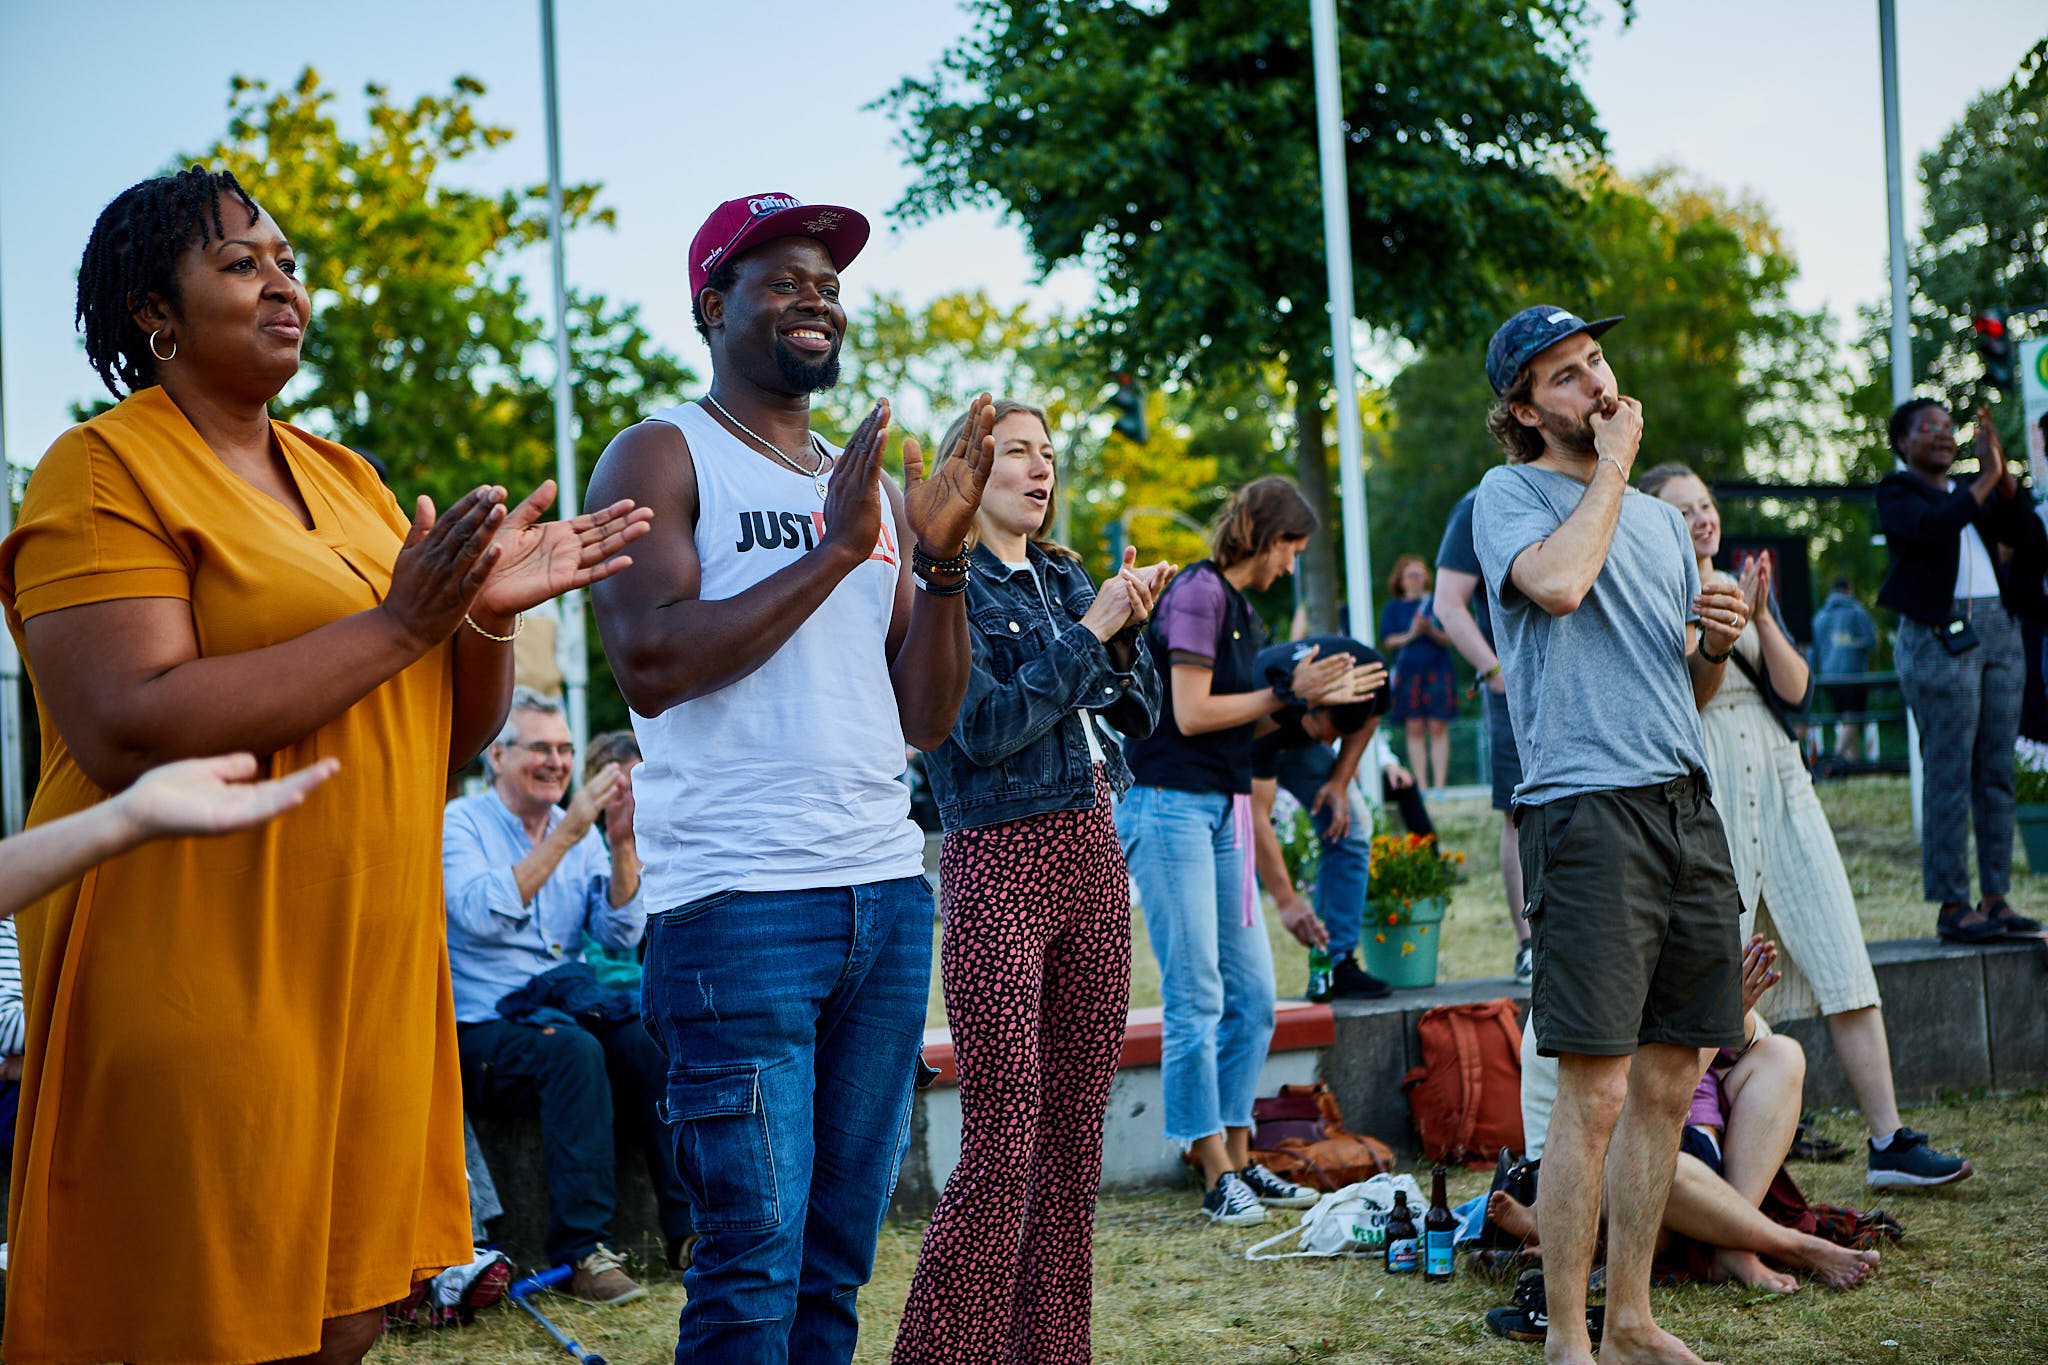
892 770 1134 1365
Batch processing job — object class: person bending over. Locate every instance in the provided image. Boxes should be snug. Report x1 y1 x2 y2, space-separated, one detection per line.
587 191 992 1365
1247 634 1393 999
1473 304 1750 1365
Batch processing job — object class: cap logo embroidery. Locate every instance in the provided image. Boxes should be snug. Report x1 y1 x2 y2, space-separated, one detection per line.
804 210 846 232
1544 311 1574 324
748 195 802 216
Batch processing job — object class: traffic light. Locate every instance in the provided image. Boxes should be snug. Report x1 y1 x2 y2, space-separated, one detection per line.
1109 375 1147 444
1972 310 2015 391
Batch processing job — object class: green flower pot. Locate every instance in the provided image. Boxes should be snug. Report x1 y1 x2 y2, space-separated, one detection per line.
1363 894 1447 989
2017 804 2048 876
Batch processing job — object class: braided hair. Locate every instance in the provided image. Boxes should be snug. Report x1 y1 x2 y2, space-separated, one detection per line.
76 166 260 397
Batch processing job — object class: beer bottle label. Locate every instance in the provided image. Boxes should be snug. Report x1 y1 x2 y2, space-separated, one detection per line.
1425 1228 1454 1277
1386 1236 1419 1272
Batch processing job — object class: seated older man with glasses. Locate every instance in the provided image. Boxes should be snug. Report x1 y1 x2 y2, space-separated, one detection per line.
443 687 687 1303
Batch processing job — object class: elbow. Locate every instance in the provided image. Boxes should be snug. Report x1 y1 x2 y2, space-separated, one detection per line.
904 721 957 753
1526 581 1588 616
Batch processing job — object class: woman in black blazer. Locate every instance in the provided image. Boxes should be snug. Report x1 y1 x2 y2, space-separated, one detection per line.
1877 399 2046 942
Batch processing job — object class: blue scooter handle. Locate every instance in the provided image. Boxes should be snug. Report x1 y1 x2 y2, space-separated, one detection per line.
508 1263 606 1365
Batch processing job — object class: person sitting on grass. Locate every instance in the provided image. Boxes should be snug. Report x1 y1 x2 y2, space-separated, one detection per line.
1247 634 1394 999
1501 936 1883 1295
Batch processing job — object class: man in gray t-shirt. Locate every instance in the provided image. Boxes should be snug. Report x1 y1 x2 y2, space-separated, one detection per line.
1470 305 1752 1365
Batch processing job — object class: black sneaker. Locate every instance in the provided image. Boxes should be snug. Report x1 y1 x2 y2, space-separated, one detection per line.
1331 953 1391 999
1867 1128 1973 1188
1200 1170 1268 1226
1240 1160 1319 1209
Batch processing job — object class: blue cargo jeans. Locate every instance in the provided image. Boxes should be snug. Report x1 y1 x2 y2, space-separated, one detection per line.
641 875 933 1365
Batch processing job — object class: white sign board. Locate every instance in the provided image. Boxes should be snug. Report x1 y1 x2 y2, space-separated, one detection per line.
2022 336 2048 498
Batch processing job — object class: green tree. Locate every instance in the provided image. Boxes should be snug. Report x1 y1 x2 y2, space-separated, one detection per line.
881 0 1624 629
1374 165 1852 621
192 69 696 733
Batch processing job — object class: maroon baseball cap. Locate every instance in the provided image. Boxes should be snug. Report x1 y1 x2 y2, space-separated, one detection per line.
687 192 871 300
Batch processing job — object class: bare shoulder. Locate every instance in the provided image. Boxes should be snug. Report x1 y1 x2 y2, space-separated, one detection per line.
588 417 695 518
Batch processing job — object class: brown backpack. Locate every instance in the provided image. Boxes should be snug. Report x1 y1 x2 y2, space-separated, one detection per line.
1401 998 1526 1167
1246 1082 1396 1191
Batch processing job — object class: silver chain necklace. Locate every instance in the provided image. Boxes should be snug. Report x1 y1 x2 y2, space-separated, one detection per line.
703 393 834 498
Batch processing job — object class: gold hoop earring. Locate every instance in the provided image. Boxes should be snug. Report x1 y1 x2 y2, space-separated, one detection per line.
149 329 177 362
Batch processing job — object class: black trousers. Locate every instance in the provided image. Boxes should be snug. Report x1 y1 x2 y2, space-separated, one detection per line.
458 1016 691 1264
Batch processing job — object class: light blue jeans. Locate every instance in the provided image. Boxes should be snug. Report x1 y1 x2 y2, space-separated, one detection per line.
1116 785 1277 1144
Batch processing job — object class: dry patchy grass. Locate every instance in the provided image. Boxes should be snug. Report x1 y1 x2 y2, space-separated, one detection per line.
375 1089 2048 1365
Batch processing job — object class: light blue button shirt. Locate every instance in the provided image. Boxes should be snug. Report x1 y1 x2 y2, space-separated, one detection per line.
442 788 645 1024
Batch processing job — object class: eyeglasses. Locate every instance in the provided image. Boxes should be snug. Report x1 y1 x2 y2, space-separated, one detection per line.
506 741 576 759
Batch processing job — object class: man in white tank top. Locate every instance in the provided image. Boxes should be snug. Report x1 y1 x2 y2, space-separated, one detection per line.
586 192 994 1365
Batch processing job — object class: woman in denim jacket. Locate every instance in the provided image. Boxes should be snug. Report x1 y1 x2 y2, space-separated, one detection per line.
893 399 1168 1365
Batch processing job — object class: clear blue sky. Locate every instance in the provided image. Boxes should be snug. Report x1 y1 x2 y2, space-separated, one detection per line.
2 0 2042 472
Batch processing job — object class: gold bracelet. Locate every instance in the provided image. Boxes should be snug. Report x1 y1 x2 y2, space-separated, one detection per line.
464 611 524 642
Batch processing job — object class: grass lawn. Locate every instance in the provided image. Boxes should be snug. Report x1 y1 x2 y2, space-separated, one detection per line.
375 1088 2048 1365
369 773 2048 1364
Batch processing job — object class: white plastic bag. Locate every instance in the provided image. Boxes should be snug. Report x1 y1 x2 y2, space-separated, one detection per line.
1244 1172 1425 1260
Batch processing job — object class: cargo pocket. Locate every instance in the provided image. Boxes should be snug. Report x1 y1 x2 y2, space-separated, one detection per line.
664 1062 779 1233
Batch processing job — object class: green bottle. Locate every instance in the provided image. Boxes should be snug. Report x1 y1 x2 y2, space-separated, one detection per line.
1307 946 1333 1003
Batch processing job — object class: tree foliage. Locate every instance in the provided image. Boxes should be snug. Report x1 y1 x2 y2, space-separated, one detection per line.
1373 165 1851 615
194 68 695 510
880 0 1624 628
191 69 695 734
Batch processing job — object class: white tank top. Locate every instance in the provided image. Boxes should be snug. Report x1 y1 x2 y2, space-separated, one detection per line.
627 400 925 906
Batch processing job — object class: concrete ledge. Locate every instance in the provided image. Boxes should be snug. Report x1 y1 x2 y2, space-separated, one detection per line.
477 937 2048 1240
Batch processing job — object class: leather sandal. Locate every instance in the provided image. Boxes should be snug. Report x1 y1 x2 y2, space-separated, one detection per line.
1937 904 2005 944
1979 898 2043 936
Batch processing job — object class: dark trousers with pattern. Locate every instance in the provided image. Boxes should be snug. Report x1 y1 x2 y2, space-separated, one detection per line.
1896 597 2024 905
893 774 1133 1365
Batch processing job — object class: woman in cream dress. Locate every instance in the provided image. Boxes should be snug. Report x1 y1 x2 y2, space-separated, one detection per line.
1643 464 1970 1189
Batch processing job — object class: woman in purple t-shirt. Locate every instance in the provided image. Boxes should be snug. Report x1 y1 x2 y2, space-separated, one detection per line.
1117 477 1368 1227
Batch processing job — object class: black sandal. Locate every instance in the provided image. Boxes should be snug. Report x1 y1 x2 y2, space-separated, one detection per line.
1980 898 2043 936
1790 1115 1851 1163
1937 904 2005 944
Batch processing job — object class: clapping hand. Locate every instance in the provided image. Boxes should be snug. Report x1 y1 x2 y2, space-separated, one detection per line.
114 753 342 840
473 480 655 620
904 392 996 556
1695 580 1750 659
564 762 623 841
1082 547 1179 642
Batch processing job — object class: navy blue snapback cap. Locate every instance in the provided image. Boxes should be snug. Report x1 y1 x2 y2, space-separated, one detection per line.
1485 307 1623 395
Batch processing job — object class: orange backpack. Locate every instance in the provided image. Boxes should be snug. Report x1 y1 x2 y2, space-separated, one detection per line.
1401 998 1526 1167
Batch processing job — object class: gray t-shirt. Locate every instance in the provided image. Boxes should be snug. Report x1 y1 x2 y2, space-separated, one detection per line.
1473 464 1706 805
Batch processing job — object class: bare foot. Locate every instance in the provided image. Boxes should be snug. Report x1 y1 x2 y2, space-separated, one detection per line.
1601 1321 1719 1365
1709 1246 1798 1294
1489 1189 1540 1244
1785 1235 1879 1290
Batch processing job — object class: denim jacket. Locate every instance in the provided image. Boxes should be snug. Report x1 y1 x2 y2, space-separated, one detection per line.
925 543 1164 832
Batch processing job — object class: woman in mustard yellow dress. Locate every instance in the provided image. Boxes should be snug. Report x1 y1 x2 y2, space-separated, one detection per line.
0 167 650 1365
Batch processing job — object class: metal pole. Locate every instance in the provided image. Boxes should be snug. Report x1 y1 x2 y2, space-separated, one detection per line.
539 0 588 761
1878 0 1922 835
1309 0 1375 641
0 206 25 835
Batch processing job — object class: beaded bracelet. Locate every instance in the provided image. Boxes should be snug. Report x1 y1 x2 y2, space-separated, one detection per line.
910 543 972 579
912 572 969 596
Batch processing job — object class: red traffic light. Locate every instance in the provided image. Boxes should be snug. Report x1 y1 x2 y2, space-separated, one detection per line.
1972 312 2007 339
